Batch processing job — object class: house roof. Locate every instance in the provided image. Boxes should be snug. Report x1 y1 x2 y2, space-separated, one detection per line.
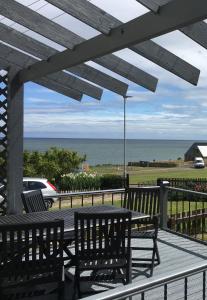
197 145 207 157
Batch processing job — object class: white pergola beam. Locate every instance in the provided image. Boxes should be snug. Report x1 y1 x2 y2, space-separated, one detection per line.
181 22 207 49
47 0 112 35
44 0 200 85
0 0 157 92
0 44 102 100
0 41 102 100
0 23 129 96
7 68 24 214
18 0 207 83
137 0 207 49
0 44 83 101
135 0 160 13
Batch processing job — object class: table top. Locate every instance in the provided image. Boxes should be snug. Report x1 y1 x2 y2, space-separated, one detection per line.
0 205 149 232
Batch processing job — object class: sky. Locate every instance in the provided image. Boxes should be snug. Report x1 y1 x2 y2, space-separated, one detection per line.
2 0 207 140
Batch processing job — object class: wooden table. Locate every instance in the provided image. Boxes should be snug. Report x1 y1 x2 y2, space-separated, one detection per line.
0 205 149 233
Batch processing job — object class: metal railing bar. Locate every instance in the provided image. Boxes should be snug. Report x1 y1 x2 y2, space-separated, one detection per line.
184 277 187 300
83 263 207 300
203 271 206 300
44 188 125 199
166 186 207 198
163 229 207 246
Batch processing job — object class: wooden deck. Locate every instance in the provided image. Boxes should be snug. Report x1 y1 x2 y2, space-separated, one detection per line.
5 230 206 299
64 230 207 299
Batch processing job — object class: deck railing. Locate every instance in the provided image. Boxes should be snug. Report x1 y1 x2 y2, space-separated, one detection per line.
45 182 207 241
46 189 125 210
165 185 207 241
83 263 207 300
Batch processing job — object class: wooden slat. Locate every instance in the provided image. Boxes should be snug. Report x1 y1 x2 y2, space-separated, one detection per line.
34 77 82 101
137 0 207 50
0 0 157 92
0 23 128 96
46 0 112 35
45 0 200 85
131 40 200 85
19 0 206 85
135 0 160 13
0 51 82 101
181 21 207 50
0 42 102 100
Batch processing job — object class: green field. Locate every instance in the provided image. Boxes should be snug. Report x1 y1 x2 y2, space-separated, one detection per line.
91 163 207 184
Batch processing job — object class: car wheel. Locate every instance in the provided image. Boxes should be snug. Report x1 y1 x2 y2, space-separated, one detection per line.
44 198 54 209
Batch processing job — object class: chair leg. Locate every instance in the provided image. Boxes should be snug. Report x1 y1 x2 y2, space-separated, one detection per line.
126 249 132 284
58 281 65 300
73 268 81 299
154 240 160 265
150 243 156 277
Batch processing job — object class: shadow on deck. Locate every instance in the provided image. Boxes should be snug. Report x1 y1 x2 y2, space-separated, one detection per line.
5 230 206 300
63 230 207 299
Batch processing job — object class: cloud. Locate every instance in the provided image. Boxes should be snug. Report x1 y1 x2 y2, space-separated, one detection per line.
5 0 206 140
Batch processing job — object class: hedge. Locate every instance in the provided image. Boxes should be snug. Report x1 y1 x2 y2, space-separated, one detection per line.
59 173 124 191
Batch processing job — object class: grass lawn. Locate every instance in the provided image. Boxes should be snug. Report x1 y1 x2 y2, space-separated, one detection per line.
91 163 207 184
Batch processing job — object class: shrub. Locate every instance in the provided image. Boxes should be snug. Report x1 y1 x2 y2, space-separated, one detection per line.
59 173 101 191
128 161 177 168
148 162 177 168
100 174 124 189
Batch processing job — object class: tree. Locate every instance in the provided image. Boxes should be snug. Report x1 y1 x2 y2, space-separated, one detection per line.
23 147 86 185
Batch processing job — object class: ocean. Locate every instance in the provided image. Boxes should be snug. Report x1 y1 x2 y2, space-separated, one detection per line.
24 138 203 166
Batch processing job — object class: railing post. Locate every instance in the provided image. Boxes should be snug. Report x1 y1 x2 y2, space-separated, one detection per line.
159 181 169 229
125 173 129 188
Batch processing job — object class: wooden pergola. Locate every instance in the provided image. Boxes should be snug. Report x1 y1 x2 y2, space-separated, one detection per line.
0 0 207 215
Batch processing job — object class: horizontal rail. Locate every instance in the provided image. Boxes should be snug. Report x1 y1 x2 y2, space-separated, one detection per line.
84 262 207 300
167 186 207 197
44 188 125 210
44 188 125 199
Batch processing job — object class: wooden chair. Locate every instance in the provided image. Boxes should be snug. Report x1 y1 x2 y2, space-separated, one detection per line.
123 187 161 276
0 219 64 300
73 211 132 298
21 190 75 265
21 189 48 212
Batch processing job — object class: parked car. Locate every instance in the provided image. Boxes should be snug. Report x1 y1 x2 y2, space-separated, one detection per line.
0 178 59 208
193 157 205 168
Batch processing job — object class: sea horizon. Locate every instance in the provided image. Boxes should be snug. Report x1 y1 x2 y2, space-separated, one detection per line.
24 138 207 166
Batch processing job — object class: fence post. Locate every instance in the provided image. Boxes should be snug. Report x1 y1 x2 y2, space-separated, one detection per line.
126 173 129 188
159 181 169 229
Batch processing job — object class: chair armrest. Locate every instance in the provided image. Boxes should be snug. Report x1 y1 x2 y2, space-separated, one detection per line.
132 215 159 236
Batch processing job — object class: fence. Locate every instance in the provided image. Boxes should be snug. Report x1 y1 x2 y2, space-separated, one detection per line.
157 177 207 188
165 186 207 241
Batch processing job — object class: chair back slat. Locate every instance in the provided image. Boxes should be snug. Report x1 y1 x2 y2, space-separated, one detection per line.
0 220 64 280
75 212 131 261
123 187 160 216
21 190 47 213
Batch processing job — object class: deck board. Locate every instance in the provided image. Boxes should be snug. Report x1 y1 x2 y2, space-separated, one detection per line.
64 230 207 299
5 230 206 299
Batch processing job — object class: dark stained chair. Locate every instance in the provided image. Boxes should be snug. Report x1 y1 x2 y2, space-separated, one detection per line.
123 187 161 276
21 190 74 265
21 189 48 212
73 211 132 298
0 219 64 300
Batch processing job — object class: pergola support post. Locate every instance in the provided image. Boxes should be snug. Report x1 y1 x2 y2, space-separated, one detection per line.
7 68 24 214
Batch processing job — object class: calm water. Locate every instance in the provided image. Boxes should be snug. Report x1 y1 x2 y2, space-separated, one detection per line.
24 138 204 166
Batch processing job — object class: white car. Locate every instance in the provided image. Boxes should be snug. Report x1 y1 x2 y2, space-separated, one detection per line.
23 177 59 208
0 178 59 208
193 157 205 168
